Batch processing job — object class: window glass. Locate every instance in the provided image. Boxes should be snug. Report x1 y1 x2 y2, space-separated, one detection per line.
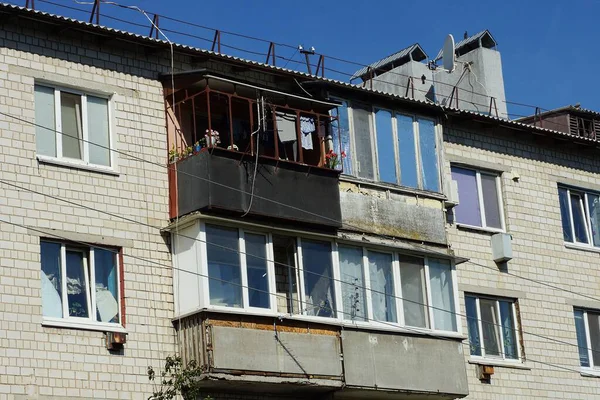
302 240 335 318
396 114 418 188
451 166 482 226
588 194 600 246
499 300 517 359
574 309 590 367
94 248 119 323
418 118 439 192
587 312 600 366
374 109 396 184
35 85 56 157
428 258 456 332
331 101 352 174
571 193 589 243
205 225 242 308
245 233 270 309
465 295 481 356
399 256 428 328
61 92 83 160
87 96 110 166
351 104 374 180
479 299 501 357
41 241 62 318
368 251 396 323
66 249 89 318
338 245 367 321
558 188 573 242
481 174 502 229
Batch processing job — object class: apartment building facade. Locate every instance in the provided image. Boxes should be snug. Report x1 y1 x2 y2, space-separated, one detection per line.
2 2 600 400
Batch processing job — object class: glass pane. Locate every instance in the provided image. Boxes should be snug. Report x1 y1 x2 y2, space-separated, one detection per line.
245 233 270 309
94 248 119 323
587 194 600 247
87 96 110 166
338 245 367 321
66 250 89 318
206 225 242 308
302 240 335 318
396 114 418 188
351 103 374 180
428 258 457 331
559 188 573 242
374 109 396 184
418 118 439 192
273 235 299 314
34 85 56 157
481 174 502 229
587 312 600 367
331 101 352 174
40 241 62 318
480 299 501 357
465 296 481 356
368 251 396 323
451 166 482 226
574 309 590 367
61 92 83 160
499 300 517 359
399 256 428 328
571 193 589 244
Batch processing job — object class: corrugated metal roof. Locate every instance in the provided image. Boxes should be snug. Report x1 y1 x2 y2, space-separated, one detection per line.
435 30 497 61
350 44 427 81
2 3 598 146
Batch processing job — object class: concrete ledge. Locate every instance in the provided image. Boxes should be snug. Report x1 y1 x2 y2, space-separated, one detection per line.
27 226 135 248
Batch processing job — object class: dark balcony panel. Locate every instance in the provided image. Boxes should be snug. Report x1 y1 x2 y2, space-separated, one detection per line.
173 148 342 228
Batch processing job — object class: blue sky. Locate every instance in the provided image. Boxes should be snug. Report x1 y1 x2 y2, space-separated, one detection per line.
30 0 600 117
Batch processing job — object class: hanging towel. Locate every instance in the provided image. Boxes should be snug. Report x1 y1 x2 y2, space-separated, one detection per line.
300 116 315 150
275 112 297 142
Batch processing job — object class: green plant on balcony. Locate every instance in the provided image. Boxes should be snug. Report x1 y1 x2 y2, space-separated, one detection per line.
168 145 180 163
325 149 346 169
148 356 210 400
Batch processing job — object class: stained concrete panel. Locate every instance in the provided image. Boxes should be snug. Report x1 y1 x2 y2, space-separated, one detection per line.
342 331 469 397
211 326 343 377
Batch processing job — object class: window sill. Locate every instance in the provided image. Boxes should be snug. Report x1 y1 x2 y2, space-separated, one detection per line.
468 357 531 370
564 242 600 254
42 317 126 333
36 155 119 176
339 175 446 201
580 367 600 378
456 223 506 235
175 306 466 340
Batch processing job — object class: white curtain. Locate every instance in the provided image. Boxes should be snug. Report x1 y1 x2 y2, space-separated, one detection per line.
428 258 457 331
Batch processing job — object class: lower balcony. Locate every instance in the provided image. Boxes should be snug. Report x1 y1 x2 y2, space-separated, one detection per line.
176 311 469 399
169 148 342 229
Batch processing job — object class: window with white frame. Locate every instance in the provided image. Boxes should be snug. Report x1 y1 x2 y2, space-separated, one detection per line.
338 100 440 192
574 308 600 369
198 223 459 332
451 166 504 230
40 240 122 326
34 84 113 167
558 186 600 247
465 294 520 360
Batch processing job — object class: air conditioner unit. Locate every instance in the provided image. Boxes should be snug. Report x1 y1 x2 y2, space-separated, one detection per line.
491 232 512 263
444 179 459 208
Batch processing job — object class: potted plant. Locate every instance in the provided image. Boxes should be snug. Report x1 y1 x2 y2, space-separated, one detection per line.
205 129 221 147
325 149 346 169
168 145 179 163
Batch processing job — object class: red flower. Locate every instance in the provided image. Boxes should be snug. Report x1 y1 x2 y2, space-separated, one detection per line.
341 151 346 158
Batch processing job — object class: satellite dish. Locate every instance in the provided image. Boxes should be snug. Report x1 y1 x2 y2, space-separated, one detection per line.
442 34 455 72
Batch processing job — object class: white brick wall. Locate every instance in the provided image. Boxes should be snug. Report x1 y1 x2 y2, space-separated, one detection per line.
445 123 600 398
0 20 181 399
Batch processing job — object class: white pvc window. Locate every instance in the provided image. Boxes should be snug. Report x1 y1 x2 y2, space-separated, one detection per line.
40 240 122 327
574 308 600 369
558 186 600 247
34 84 113 167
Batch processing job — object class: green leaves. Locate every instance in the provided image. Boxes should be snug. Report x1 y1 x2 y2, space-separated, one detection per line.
147 356 208 400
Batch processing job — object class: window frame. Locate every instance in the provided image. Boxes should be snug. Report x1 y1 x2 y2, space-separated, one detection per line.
452 165 505 231
41 240 124 332
196 222 460 334
574 308 600 373
342 101 441 192
34 83 116 172
559 185 600 248
466 294 522 362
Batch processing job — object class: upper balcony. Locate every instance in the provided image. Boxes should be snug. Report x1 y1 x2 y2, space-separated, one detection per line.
165 73 343 229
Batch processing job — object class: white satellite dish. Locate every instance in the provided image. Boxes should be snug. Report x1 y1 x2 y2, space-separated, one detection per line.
442 34 456 73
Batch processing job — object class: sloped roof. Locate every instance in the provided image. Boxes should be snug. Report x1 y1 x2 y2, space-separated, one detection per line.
350 43 427 81
435 29 497 61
